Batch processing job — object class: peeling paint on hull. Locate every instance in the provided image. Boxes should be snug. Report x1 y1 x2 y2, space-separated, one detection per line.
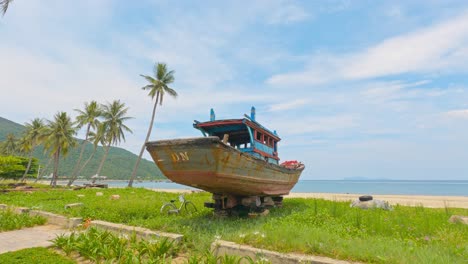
146 137 304 196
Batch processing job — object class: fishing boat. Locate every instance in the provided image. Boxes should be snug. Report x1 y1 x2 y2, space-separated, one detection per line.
146 107 304 215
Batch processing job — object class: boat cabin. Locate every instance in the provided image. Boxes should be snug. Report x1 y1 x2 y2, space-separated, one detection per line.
193 107 280 164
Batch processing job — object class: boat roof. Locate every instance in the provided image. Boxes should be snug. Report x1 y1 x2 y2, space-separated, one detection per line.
194 117 281 141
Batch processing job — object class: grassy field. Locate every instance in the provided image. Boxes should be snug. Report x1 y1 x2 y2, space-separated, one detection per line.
0 247 75 264
1 187 467 263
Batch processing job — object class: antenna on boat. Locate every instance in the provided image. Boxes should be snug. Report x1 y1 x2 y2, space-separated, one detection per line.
210 108 216 121
251 106 256 121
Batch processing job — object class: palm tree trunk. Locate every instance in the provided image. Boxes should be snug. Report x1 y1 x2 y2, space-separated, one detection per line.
67 126 91 187
96 144 110 176
51 149 60 187
76 148 96 177
128 94 159 187
35 158 52 183
20 149 34 182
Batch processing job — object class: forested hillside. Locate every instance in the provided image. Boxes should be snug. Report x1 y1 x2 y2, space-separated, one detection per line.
0 117 165 180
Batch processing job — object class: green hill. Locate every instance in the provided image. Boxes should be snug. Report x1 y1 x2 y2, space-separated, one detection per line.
0 117 24 141
0 116 165 180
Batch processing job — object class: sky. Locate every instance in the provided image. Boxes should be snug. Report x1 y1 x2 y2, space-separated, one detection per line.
1 0 468 180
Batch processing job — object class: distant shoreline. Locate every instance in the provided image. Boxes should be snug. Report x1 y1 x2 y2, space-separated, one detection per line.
145 188 468 209
34 180 468 208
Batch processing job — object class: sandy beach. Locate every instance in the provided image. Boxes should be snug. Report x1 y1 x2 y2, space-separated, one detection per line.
149 188 468 209
287 192 468 209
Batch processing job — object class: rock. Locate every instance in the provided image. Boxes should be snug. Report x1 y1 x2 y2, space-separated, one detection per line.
110 195 120 200
96 192 103 196
65 203 84 209
350 199 393 210
77 194 85 198
449 215 468 225
263 197 275 207
15 185 33 190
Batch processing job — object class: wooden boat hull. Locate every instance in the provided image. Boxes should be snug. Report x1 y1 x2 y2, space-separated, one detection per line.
145 137 304 196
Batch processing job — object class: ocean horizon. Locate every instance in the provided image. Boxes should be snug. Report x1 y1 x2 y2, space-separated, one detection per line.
70 179 468 196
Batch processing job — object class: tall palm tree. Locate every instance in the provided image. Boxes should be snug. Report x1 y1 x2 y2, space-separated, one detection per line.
0 133 18 155
0 0 13 16
41 112 78 187
95 100 132 177
128 63 177 187
20 118 45 182
67 101 102 186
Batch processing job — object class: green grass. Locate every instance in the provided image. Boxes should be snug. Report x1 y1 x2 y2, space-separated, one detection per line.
0 247 75 264
0 210 46 231
53 227 267 264
52 227 178 263
1 187 467 263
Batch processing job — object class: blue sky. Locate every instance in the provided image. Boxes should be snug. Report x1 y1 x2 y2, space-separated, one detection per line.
1 1 468 180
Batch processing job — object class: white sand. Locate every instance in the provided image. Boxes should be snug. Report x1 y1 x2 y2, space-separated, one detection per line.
286 193 468 209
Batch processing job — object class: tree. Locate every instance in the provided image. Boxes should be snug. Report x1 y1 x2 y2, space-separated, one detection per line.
19 118 45 182
95 100 132 177
0 133 18 155
41 112 78 187
0 0 13 16
0 155 28 179
67 101 102 186
128 62 177 187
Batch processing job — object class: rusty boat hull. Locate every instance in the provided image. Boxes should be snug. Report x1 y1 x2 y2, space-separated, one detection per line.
146 137 304 197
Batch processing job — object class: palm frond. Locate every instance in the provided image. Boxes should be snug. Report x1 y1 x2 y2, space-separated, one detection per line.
1 0 13 16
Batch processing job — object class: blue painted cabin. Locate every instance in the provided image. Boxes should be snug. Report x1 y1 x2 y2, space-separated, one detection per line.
193 107 280 164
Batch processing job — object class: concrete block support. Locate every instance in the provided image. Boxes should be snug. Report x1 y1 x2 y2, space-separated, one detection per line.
211 240 360 264
29 210 83 229
90 220 183 243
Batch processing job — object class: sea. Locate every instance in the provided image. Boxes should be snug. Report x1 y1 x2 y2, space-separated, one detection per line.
83 180 468 196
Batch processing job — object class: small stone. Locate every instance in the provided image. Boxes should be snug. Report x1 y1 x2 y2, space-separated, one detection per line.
449 215 468 225
111 195 120 200
65 203 84 209
77 194 85 198
350 199 392 210
96 192 103 196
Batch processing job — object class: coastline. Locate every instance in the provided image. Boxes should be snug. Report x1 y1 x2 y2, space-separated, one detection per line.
147 188 468 209
286 192 468 209
33 180 467 209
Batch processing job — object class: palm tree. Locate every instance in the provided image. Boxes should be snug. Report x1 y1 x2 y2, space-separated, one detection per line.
19 118 45 182
67 101 102 186
41 112 78 187
0 133 18 155
128 63 177 187
95 100 132 177
0 0 13 16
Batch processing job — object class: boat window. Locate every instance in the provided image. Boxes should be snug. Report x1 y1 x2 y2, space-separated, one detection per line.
256 131 263 142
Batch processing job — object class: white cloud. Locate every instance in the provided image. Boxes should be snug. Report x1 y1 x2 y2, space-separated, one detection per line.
264 0 310 24
268 99 309 112
444 109 468 119
267 114 358 136
268 10 468 86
